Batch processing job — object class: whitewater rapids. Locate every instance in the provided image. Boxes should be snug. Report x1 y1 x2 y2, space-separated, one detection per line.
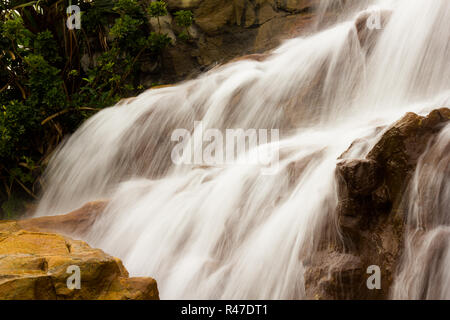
35 0 450 299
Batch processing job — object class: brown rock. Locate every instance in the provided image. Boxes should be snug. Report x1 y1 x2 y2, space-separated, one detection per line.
194 0 234 35
305 108 450 299
337 159 381 196
159 0 321 83
368 108 450 205
304 251 364 299
166 0 203 10
17 201 107 237
355 9 392 53
276 0 317 13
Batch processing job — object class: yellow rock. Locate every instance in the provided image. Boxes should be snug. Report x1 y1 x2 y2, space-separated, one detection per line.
0 220 159 300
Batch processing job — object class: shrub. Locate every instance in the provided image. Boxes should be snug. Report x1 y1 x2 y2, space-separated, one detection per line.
148 1 168 33
174 10 194 40
0 0 190 218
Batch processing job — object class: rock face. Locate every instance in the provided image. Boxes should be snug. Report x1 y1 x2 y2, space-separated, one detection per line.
305 108 450 299
162 0 392 83
77 1 326 87
81 1 390 89
149 0 321 84
0 217 158 300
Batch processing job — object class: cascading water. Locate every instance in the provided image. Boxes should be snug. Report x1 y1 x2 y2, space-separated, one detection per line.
391 124 450 299
35 0 450 299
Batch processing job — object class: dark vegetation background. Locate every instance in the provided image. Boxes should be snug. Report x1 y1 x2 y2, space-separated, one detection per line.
0 0 194 217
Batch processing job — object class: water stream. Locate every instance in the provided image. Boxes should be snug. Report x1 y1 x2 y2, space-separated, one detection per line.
35 0 450 299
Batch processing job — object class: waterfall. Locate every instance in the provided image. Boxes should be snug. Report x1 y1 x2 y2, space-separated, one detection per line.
35 0 450 299
391 124 450 299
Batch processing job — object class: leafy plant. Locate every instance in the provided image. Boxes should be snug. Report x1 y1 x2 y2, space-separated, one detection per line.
174 9 194 40
0 0 193 218
148 31 172 53
147 0 168 33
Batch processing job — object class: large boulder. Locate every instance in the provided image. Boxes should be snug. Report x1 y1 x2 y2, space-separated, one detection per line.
0 219 158 300
304 108 450 299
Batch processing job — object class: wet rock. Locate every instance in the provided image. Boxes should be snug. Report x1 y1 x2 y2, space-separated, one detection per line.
304 251 364 299
368 108 450 206
337 159 381 197
305 108 450 299
355 9 392 53
18 201 107 238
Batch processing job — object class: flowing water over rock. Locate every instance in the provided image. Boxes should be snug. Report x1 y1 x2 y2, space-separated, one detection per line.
35 0 450 299
391 124 450 299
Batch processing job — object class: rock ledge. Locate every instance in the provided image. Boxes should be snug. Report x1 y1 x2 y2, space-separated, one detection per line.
0 219 159 300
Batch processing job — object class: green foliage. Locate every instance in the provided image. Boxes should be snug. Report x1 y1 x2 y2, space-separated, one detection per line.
23 54 65 109
113 0 145 17
2 16 33 46
148 0 168 34
174 9 194 40
174 10 194 28
148 32 172 52
34 31 61 64
1 0 192 217
177 31 188 41
110 14 145 50
147 1 168 18
1 195 25 219
0 101 40 158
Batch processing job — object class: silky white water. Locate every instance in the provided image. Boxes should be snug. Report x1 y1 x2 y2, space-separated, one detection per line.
35 0 450 299
391 123 450 299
